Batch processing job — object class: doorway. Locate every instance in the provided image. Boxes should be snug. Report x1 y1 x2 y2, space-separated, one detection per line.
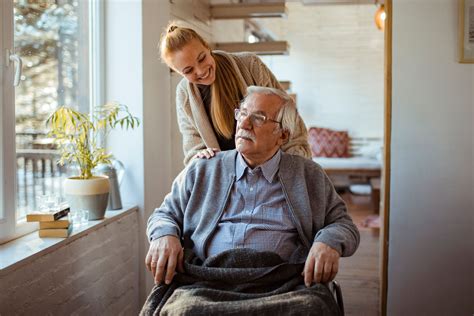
242 1 392 315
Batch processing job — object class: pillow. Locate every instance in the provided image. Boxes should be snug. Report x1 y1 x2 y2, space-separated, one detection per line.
359 143 383 160
308 127 350 158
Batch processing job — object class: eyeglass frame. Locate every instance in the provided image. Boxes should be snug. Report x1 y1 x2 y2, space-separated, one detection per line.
234 108 281 127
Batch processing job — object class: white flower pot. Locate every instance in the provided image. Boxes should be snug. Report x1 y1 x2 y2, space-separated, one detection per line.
64 176 110 220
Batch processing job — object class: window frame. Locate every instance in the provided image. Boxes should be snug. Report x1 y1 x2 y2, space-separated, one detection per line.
0 0 17 244
0 0 104 245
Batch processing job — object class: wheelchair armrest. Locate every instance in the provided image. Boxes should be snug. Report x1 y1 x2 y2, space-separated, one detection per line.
326 280 344 316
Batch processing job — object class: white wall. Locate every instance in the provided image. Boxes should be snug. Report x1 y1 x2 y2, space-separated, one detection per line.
105 0 212 304
0 213 139 315
259 3 384 138
105 0 175 304
389 0 473 314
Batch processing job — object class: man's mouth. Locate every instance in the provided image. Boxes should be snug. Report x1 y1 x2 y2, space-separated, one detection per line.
238 136 251 141
236 132 255 142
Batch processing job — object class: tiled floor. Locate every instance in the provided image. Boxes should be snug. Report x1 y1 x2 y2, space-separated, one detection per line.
337 191 380 316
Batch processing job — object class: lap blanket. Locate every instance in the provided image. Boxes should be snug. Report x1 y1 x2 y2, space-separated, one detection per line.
140 248 340 316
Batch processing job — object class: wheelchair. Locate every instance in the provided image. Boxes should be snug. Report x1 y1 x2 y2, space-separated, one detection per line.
328 280 345 315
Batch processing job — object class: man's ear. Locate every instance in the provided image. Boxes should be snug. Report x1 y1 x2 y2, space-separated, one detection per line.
280 129 290 144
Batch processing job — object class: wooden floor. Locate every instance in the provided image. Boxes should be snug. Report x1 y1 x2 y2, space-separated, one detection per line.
337 191 380 316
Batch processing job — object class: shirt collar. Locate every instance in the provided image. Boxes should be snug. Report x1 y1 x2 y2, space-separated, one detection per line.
236 150 281 183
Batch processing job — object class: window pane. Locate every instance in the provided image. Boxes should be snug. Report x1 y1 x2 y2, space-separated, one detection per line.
14 0 89 221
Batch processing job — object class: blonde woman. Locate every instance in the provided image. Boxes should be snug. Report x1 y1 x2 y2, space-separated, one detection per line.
160 23 311 165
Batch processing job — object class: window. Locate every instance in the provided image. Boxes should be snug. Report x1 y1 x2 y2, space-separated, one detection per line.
0 0 102 244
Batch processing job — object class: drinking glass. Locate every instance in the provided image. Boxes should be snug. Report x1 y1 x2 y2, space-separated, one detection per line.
36 194 59 213
80 210 90 226
68 210 80 228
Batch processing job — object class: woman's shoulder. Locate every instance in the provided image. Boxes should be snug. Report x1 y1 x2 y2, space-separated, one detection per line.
176 77 190 92
175 78 193 111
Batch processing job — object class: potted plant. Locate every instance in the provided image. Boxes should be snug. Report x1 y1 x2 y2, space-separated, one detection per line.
46 102 139 220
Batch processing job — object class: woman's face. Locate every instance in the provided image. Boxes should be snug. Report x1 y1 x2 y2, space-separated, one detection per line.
168 39 216 85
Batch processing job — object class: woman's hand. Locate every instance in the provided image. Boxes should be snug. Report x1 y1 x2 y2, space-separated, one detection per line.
194 148 220 159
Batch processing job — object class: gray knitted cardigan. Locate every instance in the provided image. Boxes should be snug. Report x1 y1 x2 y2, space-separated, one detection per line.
147 150 360 262
175 50 312 165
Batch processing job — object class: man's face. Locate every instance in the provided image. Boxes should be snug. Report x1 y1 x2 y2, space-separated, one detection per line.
235 93 288 168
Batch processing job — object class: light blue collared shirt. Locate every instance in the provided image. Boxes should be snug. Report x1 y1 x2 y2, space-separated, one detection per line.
206 150 301 261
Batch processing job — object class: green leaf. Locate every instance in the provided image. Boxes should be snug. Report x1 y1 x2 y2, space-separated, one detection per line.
45 102 139 177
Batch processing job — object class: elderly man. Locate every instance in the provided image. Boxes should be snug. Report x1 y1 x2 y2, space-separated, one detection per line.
143 86 359 315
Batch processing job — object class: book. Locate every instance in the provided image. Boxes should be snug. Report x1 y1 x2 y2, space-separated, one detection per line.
26 206 70 222
38 226 72 238
39 219 70 229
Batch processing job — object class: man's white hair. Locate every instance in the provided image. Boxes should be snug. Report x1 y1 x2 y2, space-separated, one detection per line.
241 86 298 137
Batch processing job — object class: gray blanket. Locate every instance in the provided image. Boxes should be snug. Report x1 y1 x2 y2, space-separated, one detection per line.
140 249 340 316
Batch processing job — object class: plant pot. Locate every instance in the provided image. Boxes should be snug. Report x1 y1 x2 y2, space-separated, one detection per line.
64 176 110 220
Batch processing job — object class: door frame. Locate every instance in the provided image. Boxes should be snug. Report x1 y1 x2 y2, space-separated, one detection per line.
381 0 392 314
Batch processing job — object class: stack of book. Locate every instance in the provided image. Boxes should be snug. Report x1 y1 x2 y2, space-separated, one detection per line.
27 206 72 238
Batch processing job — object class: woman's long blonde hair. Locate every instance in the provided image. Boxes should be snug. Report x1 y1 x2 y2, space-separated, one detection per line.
160 23 246 139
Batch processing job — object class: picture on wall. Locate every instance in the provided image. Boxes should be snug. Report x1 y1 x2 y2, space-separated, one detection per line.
459 0 474 63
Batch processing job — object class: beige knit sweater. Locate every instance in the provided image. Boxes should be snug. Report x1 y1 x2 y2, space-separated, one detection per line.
176 51 311 165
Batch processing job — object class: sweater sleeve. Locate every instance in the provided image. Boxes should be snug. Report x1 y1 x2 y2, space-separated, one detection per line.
248 55 312 159
247 53 283 89
176 81 207 165
313 172 360 257
146 166 191 242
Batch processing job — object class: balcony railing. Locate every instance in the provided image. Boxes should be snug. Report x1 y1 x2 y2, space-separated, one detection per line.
15 133 66 219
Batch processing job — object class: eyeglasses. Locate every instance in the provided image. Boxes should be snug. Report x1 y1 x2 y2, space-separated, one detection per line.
234 109 281 127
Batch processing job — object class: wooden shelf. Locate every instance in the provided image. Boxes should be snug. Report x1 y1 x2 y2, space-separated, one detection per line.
301 0 376 4
210 3 287 19
279 81 291 91
213 41 289 55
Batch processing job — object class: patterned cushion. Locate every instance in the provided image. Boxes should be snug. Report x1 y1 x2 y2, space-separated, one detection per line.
308 127 351 158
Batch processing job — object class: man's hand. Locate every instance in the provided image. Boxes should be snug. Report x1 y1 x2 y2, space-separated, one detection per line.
145 235 184 285
303 242 340 287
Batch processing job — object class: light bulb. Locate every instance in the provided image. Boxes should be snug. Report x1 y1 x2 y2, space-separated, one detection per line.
375 4 386 31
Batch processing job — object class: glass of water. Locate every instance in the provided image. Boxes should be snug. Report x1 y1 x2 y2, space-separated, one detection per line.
36 194 60 213
80 210 90 226
69 209 89 228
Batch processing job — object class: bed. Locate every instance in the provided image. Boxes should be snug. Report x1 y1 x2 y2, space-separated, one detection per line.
312 156 381 178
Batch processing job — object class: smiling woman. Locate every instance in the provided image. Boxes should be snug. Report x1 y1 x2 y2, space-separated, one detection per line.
158 22 312 165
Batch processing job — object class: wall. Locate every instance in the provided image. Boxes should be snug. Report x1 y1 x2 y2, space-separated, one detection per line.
0 212 139 315
389 0 473 314
258 3 384 138
105 0 212 304
104 0 151 304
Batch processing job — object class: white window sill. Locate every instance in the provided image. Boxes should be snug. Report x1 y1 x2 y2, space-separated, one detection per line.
0 205 138 277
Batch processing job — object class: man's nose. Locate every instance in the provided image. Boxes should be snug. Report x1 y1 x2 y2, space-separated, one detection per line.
238 115 252 130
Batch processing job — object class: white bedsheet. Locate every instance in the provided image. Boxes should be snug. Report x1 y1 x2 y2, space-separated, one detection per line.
312 156 381 170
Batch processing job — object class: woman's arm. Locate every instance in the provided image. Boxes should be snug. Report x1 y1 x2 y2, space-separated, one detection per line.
248 54 283 89
175 82 207 165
